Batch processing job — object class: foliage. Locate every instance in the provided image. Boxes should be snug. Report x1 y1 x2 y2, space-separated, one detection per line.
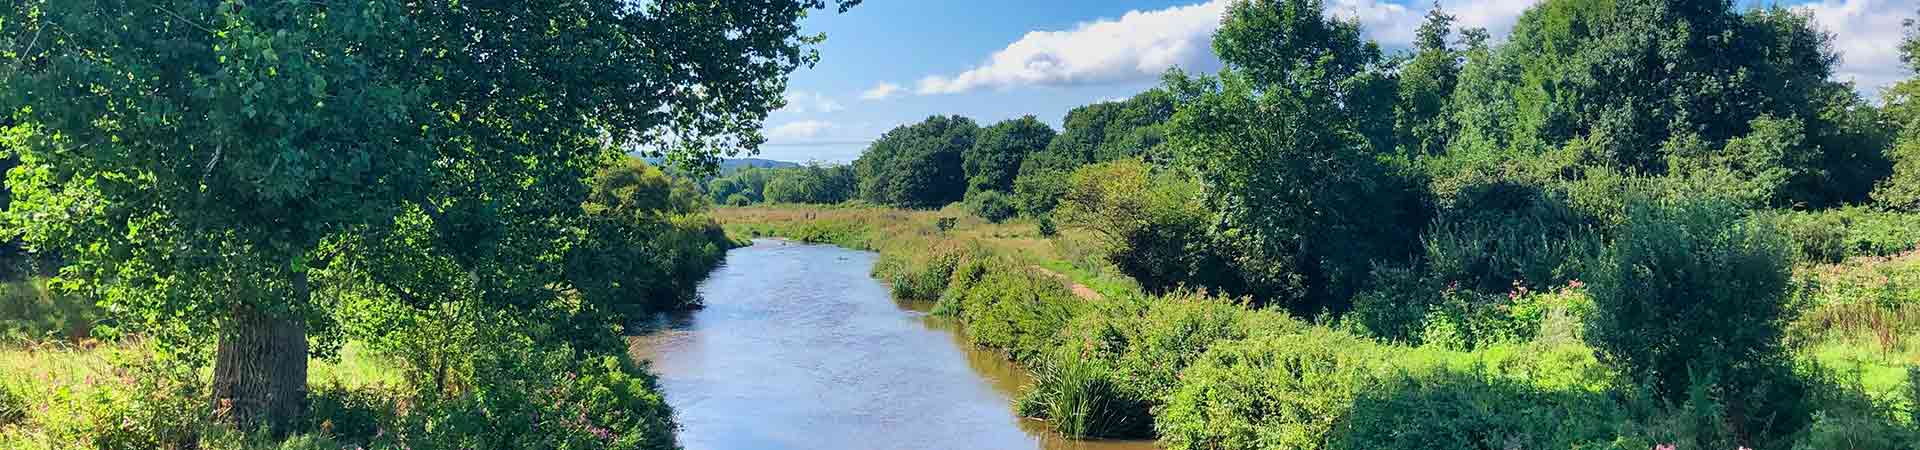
1877 65 1920 211
1587 197 1809 444
0 0 852 431
963 190 1018 224
855 115 978 208
1054 160 1255 296
964 116 1055 197
1155 330 1391 450
1335 368 1632 450
1167 0 1427 312
1770 207 1920 263
567 159 730 322
762 164 858 204
933 256 1079 364
1011 89 1177 218
1447 0 1882 208
0 279 98 343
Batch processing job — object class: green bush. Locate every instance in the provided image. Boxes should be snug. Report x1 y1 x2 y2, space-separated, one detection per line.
1025 292 1299 439
933 257 1078 364
964 190 1018 223
0 279 100 343
1771 207 1920 263
1425 182 1600 293
1335 369 1632 450
1156 330 1394 450
1016 350 1148 439
1587 197 1807 443
403 338 677 450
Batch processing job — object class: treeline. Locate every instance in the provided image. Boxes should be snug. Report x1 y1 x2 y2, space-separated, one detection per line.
801 0 1920 448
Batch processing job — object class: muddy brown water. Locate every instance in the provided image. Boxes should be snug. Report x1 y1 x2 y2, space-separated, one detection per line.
627 239 1158 450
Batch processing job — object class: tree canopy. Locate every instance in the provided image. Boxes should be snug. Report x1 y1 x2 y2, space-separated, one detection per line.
854 115 978 208
0 0 850 431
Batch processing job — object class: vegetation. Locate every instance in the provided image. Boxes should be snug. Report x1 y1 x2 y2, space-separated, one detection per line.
715 1 1920 447
0 0 854 447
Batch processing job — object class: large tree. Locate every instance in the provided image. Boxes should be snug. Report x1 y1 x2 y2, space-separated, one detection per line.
0 0 852 432
964 115 1054 196
854 115 977 208
1448 0 1886 208
1876 11 1920 211
1167 0 1426 312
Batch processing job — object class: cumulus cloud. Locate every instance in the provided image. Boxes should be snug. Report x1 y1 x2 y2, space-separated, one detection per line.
1796 0 1912 96
915 1 1232 95
907 0 1901 97
910 0 1551 96
765 120 837 141
859 82 905 100
779 90 843 114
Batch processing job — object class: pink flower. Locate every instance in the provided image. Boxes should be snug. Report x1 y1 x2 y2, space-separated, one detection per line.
1654 444 1676 450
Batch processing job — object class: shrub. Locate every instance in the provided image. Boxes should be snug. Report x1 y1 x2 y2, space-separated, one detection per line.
0 279 100 343
1335 369 1631 450
1424 182 1600 294
1156 330 1394 450
1026 292 1299 439
402 335 677 450
1350 265 1441 344
1587 197 1806 443
1016 350 1148 439
933 257 1078 364
724 193 753 206
964 190 1018 224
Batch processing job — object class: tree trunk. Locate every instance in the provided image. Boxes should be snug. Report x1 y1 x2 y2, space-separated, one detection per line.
211 272 310 435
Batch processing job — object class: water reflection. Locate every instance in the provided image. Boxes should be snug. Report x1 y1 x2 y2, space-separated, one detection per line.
627 239 1157 450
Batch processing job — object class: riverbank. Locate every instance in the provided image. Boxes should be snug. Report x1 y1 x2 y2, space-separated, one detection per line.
717 204 1920 450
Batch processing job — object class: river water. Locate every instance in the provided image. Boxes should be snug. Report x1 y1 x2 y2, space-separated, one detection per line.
627 239 1157 450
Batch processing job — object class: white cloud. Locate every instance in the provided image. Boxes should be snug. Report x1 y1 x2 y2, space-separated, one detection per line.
915 1 1232 95
909 0 1548 96
779 90 843 114
765 120 837 141
909 0 1900 97
859 82 905 100
1797 0 1911 96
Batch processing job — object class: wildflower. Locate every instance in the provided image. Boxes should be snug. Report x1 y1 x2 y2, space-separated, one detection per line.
1654 444 1675 450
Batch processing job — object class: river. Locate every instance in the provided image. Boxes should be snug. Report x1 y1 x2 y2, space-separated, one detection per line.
627 239 1157 450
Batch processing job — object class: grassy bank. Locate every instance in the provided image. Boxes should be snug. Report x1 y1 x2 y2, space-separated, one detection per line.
720 204 1920 450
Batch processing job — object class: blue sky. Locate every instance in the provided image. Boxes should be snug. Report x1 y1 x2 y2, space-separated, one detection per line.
754 0 1917 164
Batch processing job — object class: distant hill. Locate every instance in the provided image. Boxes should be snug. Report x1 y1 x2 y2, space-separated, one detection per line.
640 156 802 175
717 158 801 172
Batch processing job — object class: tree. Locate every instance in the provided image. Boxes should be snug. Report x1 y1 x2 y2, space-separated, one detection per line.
1013 90 1175 217
764 164 856 204
0 0 851 433
1448 0 1882 208
1393 5 1467 158
568 158 727 322
1166 0 1426 312
854 115 977 208
964 116 1054 196
1876 12 1920 211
